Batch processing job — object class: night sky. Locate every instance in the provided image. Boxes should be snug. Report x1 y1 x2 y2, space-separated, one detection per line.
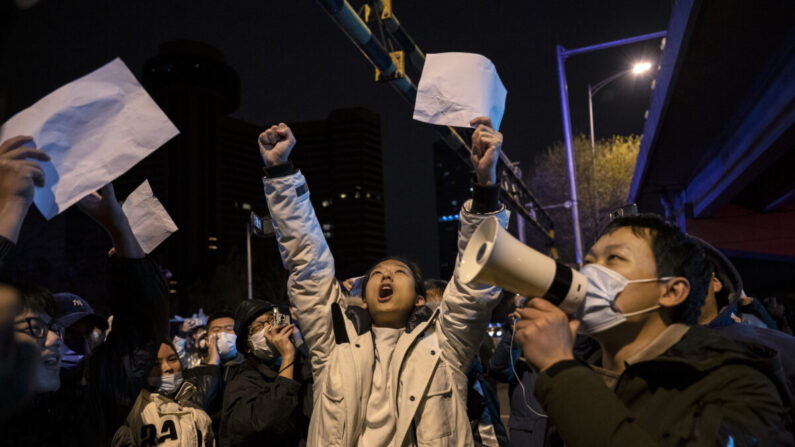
2 0 671 277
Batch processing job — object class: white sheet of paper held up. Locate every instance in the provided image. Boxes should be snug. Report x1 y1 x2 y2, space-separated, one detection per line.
0 58 179 220
122 180 178 254
413 53 507 131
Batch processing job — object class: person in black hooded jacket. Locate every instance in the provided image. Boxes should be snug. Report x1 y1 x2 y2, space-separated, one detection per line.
219 299 312 447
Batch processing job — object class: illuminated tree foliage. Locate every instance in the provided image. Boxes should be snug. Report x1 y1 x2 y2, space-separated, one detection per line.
527 134 641 263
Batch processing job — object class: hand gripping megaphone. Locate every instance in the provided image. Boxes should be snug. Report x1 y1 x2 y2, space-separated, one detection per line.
460 217 587 314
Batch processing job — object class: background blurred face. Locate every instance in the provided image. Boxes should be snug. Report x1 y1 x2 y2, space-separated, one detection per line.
14 309 63 392
584 227 664 315
150 343 181 379
363 259 424 327
208 317 235 335
64 318 98 355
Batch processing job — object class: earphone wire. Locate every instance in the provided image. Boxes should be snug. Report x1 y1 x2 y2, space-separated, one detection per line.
510 321 548 419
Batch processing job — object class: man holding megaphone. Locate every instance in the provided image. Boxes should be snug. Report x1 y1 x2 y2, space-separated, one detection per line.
463 214 792 445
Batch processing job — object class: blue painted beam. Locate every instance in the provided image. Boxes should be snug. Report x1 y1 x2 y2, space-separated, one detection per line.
685 49 795 217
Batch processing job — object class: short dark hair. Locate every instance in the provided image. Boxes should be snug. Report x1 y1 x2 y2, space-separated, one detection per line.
13 282 55 318
600 214 710 325
207 311 234 328
361 257 426 302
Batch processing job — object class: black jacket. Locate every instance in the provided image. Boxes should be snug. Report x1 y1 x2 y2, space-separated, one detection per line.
536 325 793 446
1 255 168 446
186 354 246 440
219 352 312 447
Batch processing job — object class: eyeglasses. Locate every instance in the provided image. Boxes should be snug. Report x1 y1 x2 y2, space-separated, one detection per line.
14 317 64 340
249 320 272 335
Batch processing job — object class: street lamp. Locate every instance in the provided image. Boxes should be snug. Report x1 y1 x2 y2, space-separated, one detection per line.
556 32 665 266
588 61 653 150
586 61 653 229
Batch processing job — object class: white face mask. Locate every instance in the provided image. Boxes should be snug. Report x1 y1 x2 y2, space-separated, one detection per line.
148 372 184 395
216 332 238 360
577 264 672 335
249 328 277 362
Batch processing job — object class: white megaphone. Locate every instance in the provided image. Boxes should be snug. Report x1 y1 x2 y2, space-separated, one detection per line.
460 217 587 314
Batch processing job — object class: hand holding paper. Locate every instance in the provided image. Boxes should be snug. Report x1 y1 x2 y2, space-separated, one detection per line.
0 136 50 242
0 58 179 220
470 116 503 186
77 183 144 259
413 52 507 131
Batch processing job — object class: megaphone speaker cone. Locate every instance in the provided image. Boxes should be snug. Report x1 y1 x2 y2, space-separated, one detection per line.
461 217 587 315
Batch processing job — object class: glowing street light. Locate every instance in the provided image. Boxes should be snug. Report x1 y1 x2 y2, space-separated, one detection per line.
589 60 655 149
632 61 652 74
585 60 654 237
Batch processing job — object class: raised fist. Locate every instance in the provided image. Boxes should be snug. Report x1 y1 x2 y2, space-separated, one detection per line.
469 116 503 186
258 123 296 168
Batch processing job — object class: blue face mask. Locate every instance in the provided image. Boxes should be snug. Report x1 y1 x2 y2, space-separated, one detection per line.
216 332 238 360
147 372 184 395
61 345 85 371
577 264 672 335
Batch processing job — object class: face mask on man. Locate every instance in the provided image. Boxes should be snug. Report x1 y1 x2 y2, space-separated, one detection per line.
577 264 672 335
216 332 238 360
147 372 184 395
249 328 277 362
61 344 85 371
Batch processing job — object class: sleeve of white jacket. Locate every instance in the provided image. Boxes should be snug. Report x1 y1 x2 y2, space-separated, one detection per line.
263 170 346 379
439 199 507 371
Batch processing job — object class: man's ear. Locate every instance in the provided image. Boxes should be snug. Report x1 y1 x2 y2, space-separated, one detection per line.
415 295 426 307
711 275 723 294
659 277 690 309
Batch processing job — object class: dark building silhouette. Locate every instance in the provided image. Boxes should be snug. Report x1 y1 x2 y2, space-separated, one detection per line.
433 140 472 279
288 108 386 280
115 41 279 315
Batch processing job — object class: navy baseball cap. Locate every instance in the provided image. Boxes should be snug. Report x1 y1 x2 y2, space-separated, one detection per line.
54 293 109 331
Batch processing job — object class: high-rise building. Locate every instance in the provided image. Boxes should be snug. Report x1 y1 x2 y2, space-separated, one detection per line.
288 108 386 279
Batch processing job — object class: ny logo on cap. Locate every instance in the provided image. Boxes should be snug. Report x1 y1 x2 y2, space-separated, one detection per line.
73 299 83 308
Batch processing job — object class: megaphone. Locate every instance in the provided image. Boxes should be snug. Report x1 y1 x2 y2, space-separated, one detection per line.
460 217 587 314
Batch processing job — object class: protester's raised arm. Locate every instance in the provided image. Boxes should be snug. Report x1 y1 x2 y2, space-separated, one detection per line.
260 122 345 378
77 183 144 259
438 117 507 369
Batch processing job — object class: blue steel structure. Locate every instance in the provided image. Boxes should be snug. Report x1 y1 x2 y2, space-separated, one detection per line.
315 0 555 244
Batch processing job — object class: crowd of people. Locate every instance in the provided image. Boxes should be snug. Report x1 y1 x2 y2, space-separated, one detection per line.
0 117 793 446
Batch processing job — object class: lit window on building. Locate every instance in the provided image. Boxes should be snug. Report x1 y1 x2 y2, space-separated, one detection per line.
324 231 333 238
322 200 332 207
340 193 347 199
322 223 333 230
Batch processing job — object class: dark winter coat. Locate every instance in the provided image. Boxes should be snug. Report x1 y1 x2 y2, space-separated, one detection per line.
536 324 793 446
219 352 312 447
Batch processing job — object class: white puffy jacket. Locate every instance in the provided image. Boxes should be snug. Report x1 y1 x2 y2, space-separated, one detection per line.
113 384 215 447
264 170 507 447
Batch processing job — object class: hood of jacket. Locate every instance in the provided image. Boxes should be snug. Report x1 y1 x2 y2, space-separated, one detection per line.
629 325 792 406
